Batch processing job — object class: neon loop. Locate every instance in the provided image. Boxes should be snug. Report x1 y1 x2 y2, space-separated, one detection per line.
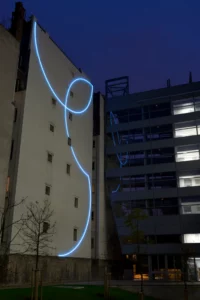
110 112 129 193
33 21 93 257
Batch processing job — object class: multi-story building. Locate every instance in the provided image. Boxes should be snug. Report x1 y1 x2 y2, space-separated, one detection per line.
105 76 200 281
0 24 19 233
0 2 107 283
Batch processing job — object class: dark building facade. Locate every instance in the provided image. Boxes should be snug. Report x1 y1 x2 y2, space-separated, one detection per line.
105 76 200 281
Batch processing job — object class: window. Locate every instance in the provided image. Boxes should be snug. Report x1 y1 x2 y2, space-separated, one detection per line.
10 140 14 160
179 174 200 188
6 177 10 193
15 79 20 91
49 123 55 132
176 145 199 162
45 185 51 196
184 234 200 244
66 164 71 175
174 121 197 138
47 152 53 163
43 222 49 233
93 140 95 148
70 91 74 97
173 99 194 115
14 108 18 123
52 98 56 106
183 206 192 213
68 137 71 146
74 197 78 208
73 228 77 241
69 112 73 121
92 184 95 193
181 196 200 214
92 161 95 170
91 211 94 221
91 237 94 249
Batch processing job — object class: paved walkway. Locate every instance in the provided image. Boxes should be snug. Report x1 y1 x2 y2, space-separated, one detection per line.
63 280 200 286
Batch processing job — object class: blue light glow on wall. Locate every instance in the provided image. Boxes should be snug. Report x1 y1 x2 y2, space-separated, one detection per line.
33 21 93 257
110 111 129 193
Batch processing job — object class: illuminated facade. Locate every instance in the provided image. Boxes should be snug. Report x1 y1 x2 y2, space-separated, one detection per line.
7 10 93 259
106 76 200 281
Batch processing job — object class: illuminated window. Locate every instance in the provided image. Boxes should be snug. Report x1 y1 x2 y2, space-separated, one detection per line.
173 99 194 115
176 145 199 162
66 164 71 175
74 197 78 208
68 137 71 146
6 177 10 193
52 98 56 106
43 222 49 233
179 174 200 188
70 91 74 97
73 228 77 241
69 112 73 121
197 120 200 135
184 234 200 243
45 185 51 196
175 121 197 138
92 184 95 193
49 123 54 132
91 237 94 249
181 196 200 214
47 152 53 163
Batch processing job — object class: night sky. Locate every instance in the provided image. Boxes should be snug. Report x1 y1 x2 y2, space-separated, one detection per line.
1 0 200 94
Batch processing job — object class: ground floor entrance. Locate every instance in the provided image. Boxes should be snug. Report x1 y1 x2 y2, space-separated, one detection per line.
124 254 200 282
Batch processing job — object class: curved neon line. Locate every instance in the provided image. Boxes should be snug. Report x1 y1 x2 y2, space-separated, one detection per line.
33 22 93 115
110 111 129 193
33 21 93 257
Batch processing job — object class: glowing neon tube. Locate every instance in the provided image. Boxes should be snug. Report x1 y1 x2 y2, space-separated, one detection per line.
110 111 129 193
33 21 93 257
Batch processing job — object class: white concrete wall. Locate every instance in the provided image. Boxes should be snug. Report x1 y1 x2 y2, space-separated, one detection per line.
0 25 19 222
10 22 93 258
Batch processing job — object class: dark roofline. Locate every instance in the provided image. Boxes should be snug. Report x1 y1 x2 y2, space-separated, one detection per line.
35 18 82 74
130 80 200 102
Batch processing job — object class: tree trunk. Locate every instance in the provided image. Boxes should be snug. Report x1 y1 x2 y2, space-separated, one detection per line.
34 270 40 300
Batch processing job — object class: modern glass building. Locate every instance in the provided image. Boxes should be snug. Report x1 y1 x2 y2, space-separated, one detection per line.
105 76 200 281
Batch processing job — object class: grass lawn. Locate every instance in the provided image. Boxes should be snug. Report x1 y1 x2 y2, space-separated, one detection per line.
0 285 155 299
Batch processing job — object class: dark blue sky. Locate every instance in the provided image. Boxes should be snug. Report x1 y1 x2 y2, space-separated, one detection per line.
1 0 200 93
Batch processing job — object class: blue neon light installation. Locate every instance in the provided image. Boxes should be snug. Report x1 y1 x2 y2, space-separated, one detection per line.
110 111 129 193
33 21 93 257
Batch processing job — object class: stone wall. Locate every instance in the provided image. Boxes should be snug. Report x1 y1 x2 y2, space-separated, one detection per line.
5 255 110 285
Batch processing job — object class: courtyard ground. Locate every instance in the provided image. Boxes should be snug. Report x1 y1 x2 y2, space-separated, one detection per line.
0 285 156 299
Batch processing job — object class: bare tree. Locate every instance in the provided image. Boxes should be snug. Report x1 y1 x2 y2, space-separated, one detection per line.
21 199 56 300
0 197 26 283
21 199 56 270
